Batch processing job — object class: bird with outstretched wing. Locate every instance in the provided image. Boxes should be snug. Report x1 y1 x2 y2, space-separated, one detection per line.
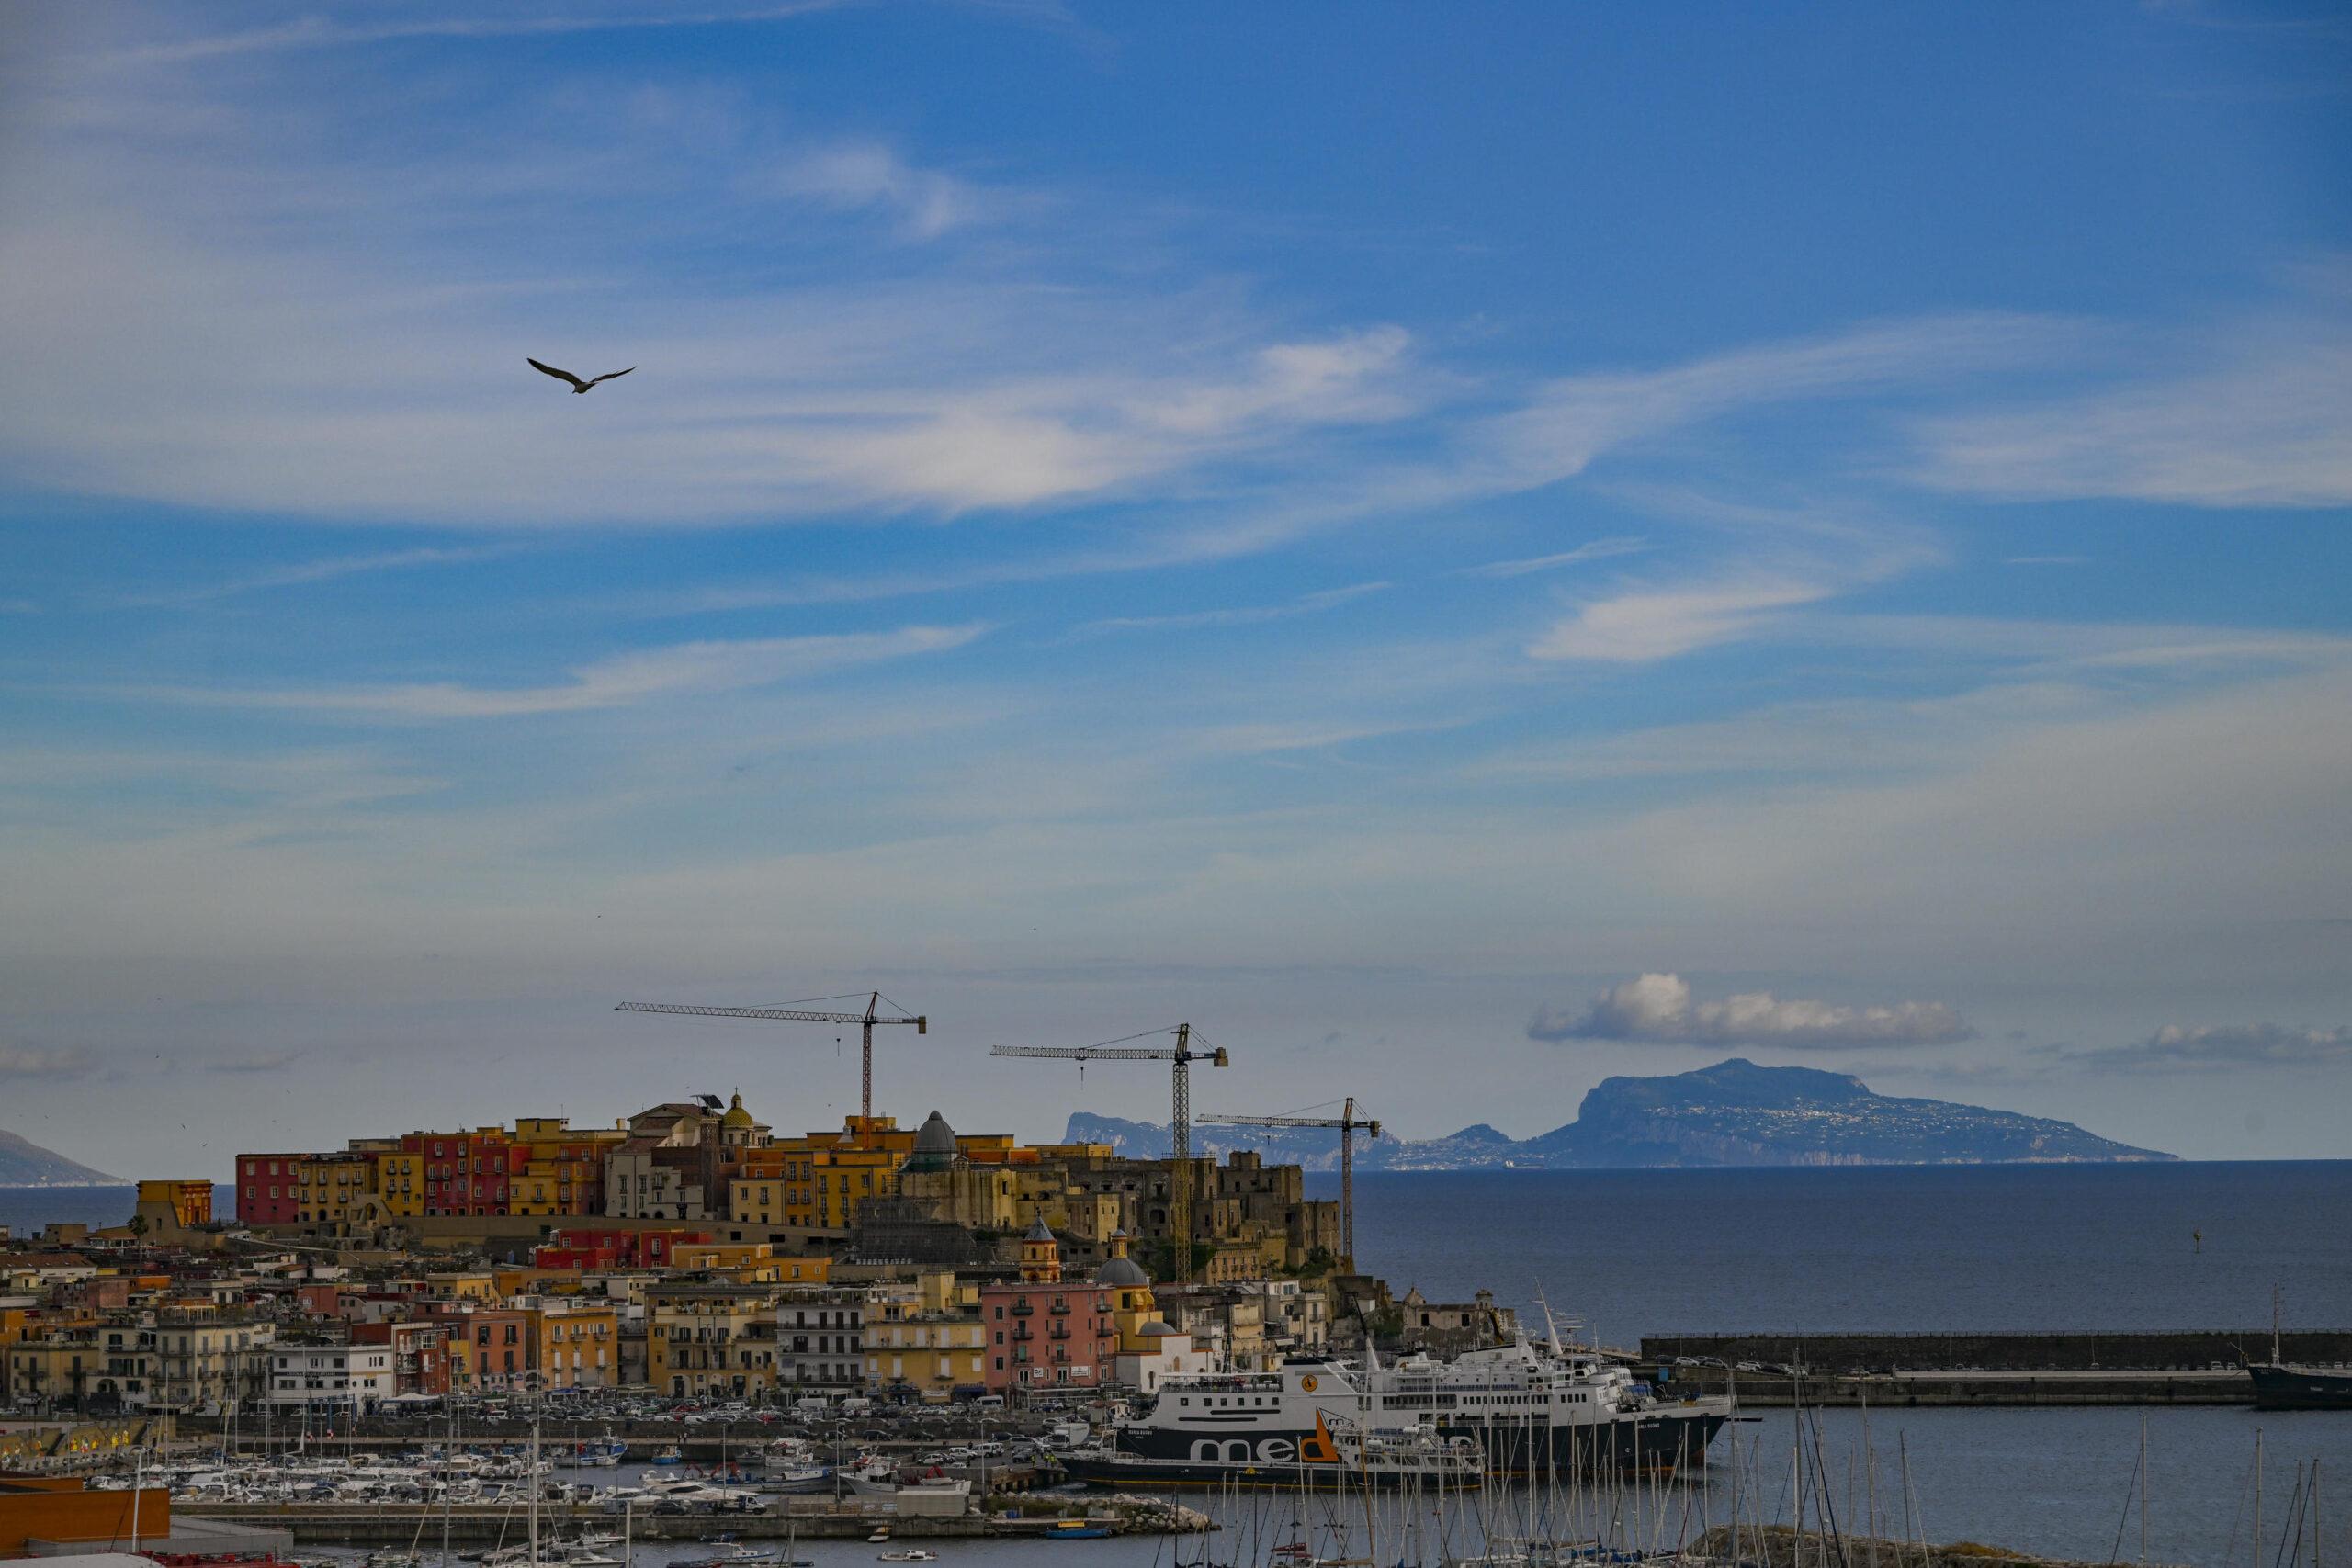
528 358 636 393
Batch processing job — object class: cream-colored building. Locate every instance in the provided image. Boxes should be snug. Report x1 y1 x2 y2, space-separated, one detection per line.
861 1273 986 1401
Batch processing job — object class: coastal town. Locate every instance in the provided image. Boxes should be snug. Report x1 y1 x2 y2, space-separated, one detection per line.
0 1084 1590 1558
4 1089 1535 1415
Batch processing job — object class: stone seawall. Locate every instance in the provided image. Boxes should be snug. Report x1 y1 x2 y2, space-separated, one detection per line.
1641 1328 2352 1373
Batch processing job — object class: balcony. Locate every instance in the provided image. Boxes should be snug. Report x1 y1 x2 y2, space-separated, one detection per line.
1008 1303 1033 1316
1048 1303 1070 1315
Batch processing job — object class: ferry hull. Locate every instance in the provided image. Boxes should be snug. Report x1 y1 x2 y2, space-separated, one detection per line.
1059 1453 1483 1492
2249 1361 2352 1410
1115 1402 1729 1479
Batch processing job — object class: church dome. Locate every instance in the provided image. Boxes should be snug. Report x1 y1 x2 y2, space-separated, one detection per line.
902 1109 961 1172
720 1090 756 1131
1024 1211 1056 1243
1095 1226 1149 1287
1140 1319 1180 1337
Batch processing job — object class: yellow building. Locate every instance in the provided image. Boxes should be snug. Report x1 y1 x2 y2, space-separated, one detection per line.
134 1180 213 1230
375 1150 425 1217
728 1175 788 1227
1099 1231 1162 1352
863 1272 988 1401
524 1299 619 1389
289 1155 372 1228
647 1282 781 1399
512 1117 625 1217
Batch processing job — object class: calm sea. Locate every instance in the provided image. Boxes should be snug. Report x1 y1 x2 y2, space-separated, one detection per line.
0 1184 138 1236
1327 1162 2352 1346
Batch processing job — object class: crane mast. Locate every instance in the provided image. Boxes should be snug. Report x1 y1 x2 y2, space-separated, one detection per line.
1197 1096 1381 1269
989 1023 1229 1284
615 990 926 1127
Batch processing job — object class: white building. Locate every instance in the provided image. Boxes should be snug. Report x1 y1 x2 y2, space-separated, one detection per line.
267 1343 394 1412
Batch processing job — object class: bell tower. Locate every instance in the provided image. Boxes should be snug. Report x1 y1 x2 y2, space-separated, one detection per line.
1018 1210 1062 1283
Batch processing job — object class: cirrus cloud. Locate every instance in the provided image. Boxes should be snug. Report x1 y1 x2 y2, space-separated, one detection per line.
1530 971 1976 1050
2063 1021 2352 1074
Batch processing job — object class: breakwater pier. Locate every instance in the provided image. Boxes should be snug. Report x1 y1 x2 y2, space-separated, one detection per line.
1641 1327 2352 1405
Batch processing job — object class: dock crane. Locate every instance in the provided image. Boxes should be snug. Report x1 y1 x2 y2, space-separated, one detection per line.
615 990 925 1126
990 1023 1228 1284
1197 1098 1381 1269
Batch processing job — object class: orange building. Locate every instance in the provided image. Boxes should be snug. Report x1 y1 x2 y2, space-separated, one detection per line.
135 1179 213 1229
0 1476 171 1556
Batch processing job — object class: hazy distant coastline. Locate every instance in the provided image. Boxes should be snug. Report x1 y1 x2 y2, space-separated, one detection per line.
1070 1057 2172 1170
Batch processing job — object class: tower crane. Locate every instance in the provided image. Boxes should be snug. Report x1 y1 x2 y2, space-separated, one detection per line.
989 1023 1228 1284
615 990 925 1127
1198 1097 1381 1269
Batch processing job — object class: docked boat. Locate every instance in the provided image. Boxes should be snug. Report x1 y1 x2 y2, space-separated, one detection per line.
1092 1330 1731 1480
1058 1410 1484 1492
841 1458 971 1514
2248 1359 2352 1409
755 1438 832 1493
2246 1290 2352 1409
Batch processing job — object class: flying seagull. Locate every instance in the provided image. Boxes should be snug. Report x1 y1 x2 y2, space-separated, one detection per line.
528 357 635 393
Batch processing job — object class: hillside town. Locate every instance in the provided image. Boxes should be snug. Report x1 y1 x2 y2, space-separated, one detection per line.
0 1093 1519 1423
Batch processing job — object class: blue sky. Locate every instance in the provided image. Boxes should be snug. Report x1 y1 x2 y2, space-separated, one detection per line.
2 1 2348 1176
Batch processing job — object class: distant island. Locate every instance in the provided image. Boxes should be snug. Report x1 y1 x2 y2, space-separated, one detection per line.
0 1127 125 1187
1067 1056 2176 1168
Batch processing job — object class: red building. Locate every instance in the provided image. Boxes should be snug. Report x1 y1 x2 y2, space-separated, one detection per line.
533 1227 710 1270
978 1217 1117 1393
355 1320 451 1395
402 1129 529 1217
235 1154 312 1225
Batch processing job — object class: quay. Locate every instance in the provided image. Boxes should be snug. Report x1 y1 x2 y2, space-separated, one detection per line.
1641 1327 2352 1405
173 1499 1204 1543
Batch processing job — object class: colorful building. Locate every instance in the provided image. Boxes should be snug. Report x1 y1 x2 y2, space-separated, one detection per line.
134 1180 213 1231
976 1216 1119 1392
532 1227 710 1270
289 1155 372 1228
648 1281 780 1399
234 1155 312 1226
863 1271 987 1401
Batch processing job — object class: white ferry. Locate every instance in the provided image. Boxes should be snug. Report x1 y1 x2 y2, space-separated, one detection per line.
1102 1335 1730 1479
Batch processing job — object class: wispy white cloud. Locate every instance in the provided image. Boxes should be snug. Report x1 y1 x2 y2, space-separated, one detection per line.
102 4 852 67
1911 298 2352 507
1527 577 1835 663
105 624 989 718
109 545 515 608
205 1047 307 1074
1529 971 1976 1049
2064 1021 2352 1073
0 1044 96 1080
1478 313 2072 492
1070 581 1389 639
763 142 996 242
1452 536 1648 579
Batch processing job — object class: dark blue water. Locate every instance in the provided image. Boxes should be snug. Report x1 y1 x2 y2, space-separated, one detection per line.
1327 1163 2352 1347
0 1184 136 1236
1310 1164 2352 1563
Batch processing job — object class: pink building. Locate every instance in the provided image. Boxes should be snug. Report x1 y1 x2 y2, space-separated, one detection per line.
978 1215 1118 1392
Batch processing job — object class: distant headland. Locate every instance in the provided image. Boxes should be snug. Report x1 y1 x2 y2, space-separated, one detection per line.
0 1127 125 1187
1067 1056 2175 1168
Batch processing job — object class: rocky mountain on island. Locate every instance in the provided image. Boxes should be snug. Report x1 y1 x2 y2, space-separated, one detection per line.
1062 1057 2173 1169
0 1127 125 1187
